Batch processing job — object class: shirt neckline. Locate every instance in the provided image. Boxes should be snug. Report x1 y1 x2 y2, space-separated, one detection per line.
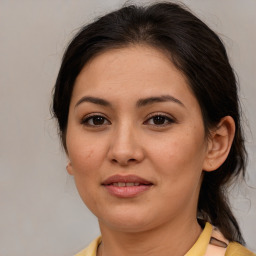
76 222 214 256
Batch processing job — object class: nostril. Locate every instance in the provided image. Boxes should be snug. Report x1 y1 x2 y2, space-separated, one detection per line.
111 158 137 165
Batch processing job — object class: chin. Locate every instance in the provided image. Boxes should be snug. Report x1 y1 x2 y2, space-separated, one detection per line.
97 206 156 232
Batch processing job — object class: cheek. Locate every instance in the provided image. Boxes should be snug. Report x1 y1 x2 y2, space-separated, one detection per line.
67 131 106 174
148 129 206 183
69 146 96 191
148 134 204 210
67 138 105 211
70 147 96 172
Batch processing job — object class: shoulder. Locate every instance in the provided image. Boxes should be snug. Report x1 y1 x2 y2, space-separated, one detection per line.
225 242 256 256
74 236 101 256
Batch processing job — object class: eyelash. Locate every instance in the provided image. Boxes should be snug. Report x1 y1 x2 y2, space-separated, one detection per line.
81 114 111 127
144 113 175 127
81 113 175 127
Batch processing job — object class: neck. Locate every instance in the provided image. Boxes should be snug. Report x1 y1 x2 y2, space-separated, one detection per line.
98 218 202 256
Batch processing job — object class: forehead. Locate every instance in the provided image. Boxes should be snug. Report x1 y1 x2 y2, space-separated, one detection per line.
71 45 196 109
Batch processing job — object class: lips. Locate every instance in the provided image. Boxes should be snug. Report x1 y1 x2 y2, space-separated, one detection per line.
102 175 153 198
102 175 152 185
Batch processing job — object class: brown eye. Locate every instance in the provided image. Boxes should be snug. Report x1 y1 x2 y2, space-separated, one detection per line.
91 116 105 125
144 114 175 126
82 115 110 126
152 116 167 125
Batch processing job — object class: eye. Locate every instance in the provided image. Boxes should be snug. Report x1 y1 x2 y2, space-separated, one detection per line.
81 115 110 127
144 114 175 126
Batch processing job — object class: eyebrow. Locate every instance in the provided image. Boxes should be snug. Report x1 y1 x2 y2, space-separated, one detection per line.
75 96 111 108
136 95 184 108
75 95 185 108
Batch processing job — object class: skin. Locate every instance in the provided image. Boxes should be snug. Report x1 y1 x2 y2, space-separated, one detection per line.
66 45 235 256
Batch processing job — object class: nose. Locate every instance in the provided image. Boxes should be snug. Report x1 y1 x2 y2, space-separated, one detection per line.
107 124 145 166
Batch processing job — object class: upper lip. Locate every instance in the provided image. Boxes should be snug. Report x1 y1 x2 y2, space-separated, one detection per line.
102 175 153 185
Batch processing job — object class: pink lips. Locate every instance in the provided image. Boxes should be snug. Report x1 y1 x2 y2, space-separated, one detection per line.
102 175 153 198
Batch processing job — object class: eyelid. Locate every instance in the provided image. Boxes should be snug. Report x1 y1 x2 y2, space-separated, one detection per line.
81 113 111 126
145 112 176 120
144 112 176 126
80 112 176 127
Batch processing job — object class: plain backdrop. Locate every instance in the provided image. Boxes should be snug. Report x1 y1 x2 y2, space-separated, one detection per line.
0 0 255 255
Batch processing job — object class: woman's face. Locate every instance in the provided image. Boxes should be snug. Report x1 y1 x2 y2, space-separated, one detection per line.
66 45 210 232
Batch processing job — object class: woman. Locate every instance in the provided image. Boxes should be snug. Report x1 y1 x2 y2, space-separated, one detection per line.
52 2 255 256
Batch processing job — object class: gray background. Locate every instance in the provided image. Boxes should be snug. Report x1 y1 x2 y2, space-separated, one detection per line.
0 0 255 255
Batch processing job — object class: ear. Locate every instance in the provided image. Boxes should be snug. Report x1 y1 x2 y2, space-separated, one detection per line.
203 116 235 172
66 162 74 175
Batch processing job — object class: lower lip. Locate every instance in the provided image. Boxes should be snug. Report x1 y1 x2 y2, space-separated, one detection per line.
103 185 152 198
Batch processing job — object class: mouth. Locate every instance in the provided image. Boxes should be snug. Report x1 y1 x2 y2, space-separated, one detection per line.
102 175 153 198
109 182 141 187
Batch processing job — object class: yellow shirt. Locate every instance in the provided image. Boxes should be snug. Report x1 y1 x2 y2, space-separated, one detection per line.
75 222 255 256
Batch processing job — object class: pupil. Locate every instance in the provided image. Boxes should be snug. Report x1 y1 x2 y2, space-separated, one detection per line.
153 116 165 124
93 116 104 125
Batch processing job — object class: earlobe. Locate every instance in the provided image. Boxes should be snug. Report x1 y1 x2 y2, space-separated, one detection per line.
203 116 235 172
66 162 74 175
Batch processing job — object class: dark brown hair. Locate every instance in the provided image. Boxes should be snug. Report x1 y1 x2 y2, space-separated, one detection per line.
52 2 247 244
